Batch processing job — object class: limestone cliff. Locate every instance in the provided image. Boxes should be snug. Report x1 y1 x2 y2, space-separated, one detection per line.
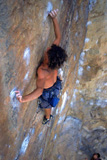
0 0 107 160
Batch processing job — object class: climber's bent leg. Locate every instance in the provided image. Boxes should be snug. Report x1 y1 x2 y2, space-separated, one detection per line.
44 108 51 119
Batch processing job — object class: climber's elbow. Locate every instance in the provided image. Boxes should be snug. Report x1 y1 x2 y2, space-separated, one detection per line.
53 37 61 46
36 87 43 97
39 87 43 96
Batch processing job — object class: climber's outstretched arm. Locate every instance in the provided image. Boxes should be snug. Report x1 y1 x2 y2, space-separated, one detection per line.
16 86 43 103
15 68 49 103
49 9 61 46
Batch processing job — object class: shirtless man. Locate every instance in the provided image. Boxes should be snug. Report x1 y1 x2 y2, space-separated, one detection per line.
16 9 67 124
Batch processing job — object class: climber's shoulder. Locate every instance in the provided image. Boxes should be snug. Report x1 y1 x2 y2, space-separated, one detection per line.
37 65 50 80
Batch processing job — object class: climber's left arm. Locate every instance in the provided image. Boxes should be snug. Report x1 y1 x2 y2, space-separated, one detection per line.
16 87 43 103
15 85 44 103
15 68 48 103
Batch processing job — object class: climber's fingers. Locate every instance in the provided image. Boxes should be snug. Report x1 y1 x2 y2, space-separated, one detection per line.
15 91 21 97
16 94 22 98
16 93 21 98
15 90 21 95
16 95 23 103
16 93 20 97
49 9 58 18
15 91 20 94
50 10 58 18
15 90 23 103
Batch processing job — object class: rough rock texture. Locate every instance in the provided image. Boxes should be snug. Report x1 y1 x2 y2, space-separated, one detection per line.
0 0 107 160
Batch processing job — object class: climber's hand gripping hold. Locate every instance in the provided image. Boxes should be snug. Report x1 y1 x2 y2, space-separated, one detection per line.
15 91 23 103
49 9 58 19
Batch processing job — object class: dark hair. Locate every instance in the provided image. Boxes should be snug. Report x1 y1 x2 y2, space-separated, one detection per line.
97 153 100 158
91 153 101 160
47 44 67 69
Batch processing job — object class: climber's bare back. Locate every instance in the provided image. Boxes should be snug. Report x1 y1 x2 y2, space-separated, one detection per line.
36 64 58 89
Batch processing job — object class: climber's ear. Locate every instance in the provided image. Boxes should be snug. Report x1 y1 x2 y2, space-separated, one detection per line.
46 47 50 51
44 47 50 55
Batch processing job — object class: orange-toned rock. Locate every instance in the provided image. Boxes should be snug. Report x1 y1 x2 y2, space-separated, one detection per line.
0 0 107 160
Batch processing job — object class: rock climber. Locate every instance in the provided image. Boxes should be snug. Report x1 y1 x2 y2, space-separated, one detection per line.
15 9 67 124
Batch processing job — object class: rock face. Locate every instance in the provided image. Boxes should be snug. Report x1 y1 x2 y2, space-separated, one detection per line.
0 0 107 160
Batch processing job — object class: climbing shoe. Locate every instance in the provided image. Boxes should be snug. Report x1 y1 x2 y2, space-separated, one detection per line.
50 114 53 120
42 115 53 125
42 116 50 125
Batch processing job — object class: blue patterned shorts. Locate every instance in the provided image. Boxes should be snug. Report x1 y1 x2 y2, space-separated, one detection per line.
38 77 62 109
